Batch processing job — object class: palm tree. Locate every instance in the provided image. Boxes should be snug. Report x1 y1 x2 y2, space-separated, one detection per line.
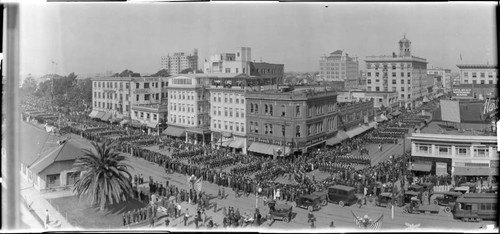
73 141 134 211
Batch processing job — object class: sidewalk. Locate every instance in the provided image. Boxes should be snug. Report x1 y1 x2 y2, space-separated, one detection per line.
20 176 75 231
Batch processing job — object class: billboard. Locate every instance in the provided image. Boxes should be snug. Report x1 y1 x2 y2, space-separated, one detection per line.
452 87 473 98
436 162 448 176
440 100 461 123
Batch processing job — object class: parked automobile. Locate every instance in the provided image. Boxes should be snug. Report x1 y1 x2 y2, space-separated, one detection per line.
327 185 357 207
294 194 322 211
375 192 394 208
267 201 293 223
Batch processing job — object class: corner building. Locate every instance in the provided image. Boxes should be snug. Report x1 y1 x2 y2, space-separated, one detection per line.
365 36 428 109
245 87 339 158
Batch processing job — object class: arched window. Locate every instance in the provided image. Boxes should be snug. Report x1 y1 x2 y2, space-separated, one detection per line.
255 104 259 113
250 104 254 113
269 105 273 115
265 104 268 114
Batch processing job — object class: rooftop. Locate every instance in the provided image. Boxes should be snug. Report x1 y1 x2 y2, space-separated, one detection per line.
418 121 496 137
456 64 497 69
365 55 427 63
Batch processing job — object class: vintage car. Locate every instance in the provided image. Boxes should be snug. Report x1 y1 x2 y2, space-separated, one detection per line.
294 194 322 211
403 197 440 214
310 191 328 206
432 191 462 213
267 201 293 223
375 192 394 208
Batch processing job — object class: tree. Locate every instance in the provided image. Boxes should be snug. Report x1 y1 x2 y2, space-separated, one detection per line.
180 68 203 74
113 69 140 77
21 75 38 94
72 141 134 211
151 69 170 77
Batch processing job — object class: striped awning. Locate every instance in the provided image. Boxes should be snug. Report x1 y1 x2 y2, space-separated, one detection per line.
346 126 368 138
228 138 245 149
326 130 349 146
88 110 99 118
100 112 113 121
94 111 106 119
146 122 158 129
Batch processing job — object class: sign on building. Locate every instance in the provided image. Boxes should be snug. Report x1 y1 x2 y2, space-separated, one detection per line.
440 100 461 123
436 162 448 176
452 88 472 98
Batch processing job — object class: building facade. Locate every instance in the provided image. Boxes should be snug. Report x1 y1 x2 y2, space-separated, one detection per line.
427 67 452 92
337 90 399 110
164 74 212 144
130 104 168 134
91 77 169 121
409 133 498 180
337 100 376 131
249 62 285 86
457 64 497 85
245 87 339 157
365 36 428 109
161 49 199 75
319 50 360 90
203 47 252 75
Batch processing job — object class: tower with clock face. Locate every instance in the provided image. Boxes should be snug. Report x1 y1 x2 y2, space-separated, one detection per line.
399 34 411 57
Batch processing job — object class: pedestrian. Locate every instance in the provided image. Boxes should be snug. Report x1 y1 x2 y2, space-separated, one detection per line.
165 217 170 227
149 216 154 228
45 209 50 229
184 208 189 226
213 200 218 213
330 220 335 228
123 213 127 226
194 214 199 228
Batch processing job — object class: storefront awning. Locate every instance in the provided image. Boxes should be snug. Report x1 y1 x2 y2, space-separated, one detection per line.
326 130 349 146
163 126 186 137
146 122 158 129
454 167 491 176
362 122 377 131
410 163 432 172
88 110 99 118
228 138 245 149
100 112 113 121
248 142 290 156
120 119 130 126
94 111 106 119
346 126 369 138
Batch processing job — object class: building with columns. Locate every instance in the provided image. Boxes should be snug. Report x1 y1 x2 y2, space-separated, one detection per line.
365 36 428 109
457 64 498 85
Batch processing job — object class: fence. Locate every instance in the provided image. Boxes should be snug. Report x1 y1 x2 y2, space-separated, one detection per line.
433 185 452 192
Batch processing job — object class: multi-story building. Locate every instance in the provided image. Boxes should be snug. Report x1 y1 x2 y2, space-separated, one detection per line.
161 49 199 75
203 47 252 75
457 64 497 85
319 50 360 90
208 74 279 154
249 62 285 86
337 90 399 110
163 74 212 144
90 77 169 123
365 36 428 109
409 131 497 182
130 104 168 134
427 67 452 92
245 87 339 158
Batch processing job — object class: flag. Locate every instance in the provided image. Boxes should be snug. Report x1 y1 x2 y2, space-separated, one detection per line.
351 211 363 229
195 177 203 192
369 215 384 230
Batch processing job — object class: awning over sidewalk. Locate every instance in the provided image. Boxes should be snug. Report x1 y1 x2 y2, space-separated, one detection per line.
228 138 245 149
120 119 130 126
163 126 186 137
326 130 349 146
146 122 158 129
248 142 290 156
94 111 106 119
453 167 491 176
362 122 377 131
100 112 113 121
88 110 99 118
346 126 369 138
410 162 432 172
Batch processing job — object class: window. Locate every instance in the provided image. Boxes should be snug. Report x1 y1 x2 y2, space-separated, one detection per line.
146 113 150 119
250 104 254 113
407 79 411 84
229 122 233 131
140 112 144 118
473 147 488 157
489 80 493 84
255 104 259 113
472 72 477 78
407 94 411 99
136 83 140 89
392 72 396 77
392 79 396 84
229 108 233 117
144 83 150 89
254 122 259 133
367 79 372 84
367 72 371 77
296 125 301 137
296 105 300 117
480 72 485 78
265 104 268 114
455 146 470 157
225 68 231 73
282 125 286 136
416 144 432 154
375 87 380 91
401 79 404 84
464 72 469 77
375 72 379 77
407 72 411 77
136 95 139 101
224 107 228 117
437 145 451 155
401 87 405 92
224 121 228 130
401 72 404 77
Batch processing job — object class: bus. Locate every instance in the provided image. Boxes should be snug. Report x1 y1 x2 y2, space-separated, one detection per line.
452 193 497 222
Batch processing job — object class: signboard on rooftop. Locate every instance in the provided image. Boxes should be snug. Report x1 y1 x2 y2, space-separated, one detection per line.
440 100 461 123
452 88 472 98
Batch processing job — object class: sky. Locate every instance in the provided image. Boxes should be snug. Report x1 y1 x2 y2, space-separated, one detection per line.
15 1 498 78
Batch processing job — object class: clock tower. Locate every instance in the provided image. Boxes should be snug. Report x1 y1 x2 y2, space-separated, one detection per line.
399 34 411 57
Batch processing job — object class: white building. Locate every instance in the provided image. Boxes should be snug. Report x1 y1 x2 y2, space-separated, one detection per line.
337 90 399 110
457 64 498 85
365 36 428 109
409 133 498 180
164 74 212 144
203 47 252 75
161 49 198 75
427 67 452 92
319 50 360 90
90 76 169 124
